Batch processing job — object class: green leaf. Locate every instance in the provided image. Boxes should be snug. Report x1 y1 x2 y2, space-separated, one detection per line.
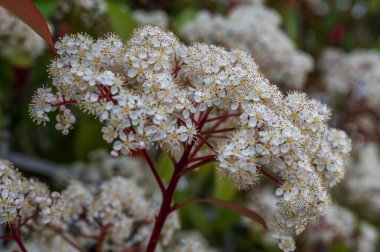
157 153 174 183
214 207 239 231
6 50 34 68
105 0 138 39
173 197 268 231
34 0 58 19
172 8 197 33
213 173 236 200
73 114 109 160
283 8 300 44
175 193 212 235
370 0 380 13
329 243 350 252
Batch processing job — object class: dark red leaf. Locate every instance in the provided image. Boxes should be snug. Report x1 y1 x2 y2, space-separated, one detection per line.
0 0 55 53
172 197 268 230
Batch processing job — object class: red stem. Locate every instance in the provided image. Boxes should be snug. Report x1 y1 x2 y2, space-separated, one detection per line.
146 111 217 251
145 110 244 252
179 156 216 176
189 155 216 163
96 226 108 252
48 225 85 252
197 134 216 152
256 166 283 187
201 127 236 135
146 142 196 252
0 236 14 240
140 149 167 197
9 225 27 252
51 100 77 107
189 114 229 160
204 113 240 123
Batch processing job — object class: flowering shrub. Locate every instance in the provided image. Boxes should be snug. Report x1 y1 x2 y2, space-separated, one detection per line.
6 0 380 251
27 25 351 251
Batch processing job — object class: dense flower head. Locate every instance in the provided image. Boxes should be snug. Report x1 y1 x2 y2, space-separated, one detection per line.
180 0 313 89
29 25 351 251
60 177 180 250
320 48 380 108
247 188 378 252
0 7 46 59
0 159 180 251
345 143 380 213
0 160 65 226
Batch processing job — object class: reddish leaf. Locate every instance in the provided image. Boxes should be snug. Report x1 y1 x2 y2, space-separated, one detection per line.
0 0 55 53
172 197 268 230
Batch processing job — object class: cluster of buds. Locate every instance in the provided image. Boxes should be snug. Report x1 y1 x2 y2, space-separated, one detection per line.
29 25 350 251
180 0 313 89
0 6 46 60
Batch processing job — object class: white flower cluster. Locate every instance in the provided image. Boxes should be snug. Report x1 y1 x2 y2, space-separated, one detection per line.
60 177 180 250
314 128 352 186
59 149 153 185
0 159 180 251
357 223 378 252
173 232 218 252
7 231 74 252
247 188 378 252
304 204 378 252
180 1 313 89
0 7 46 59
345 143 380 213
29 25 350 251
58 154 180 250
218 92 350 249
300 203 378 252
0 160 65 226
56 0 105 27
320 48 380 108
133 10 169 29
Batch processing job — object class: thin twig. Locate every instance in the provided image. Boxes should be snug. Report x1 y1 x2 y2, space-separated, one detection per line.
48 225 85 252
256 166 283 187
140 149 167 196
197 134 216 153
204 113 240 123
201 127 236 135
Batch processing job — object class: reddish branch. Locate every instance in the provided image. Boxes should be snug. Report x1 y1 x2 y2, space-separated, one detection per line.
146 142 195 252
146 111 217 252
196 134 216 153
179 156 217 176
48 224 85 252
204 113 240 123
140 149 167 197
256 166 283 187
51 100 77 107
8 224 27 252
201 127 236 135
95 225 109 252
